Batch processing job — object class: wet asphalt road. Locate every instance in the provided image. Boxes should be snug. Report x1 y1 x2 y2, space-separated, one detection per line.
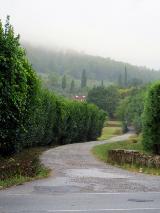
0 132 160 213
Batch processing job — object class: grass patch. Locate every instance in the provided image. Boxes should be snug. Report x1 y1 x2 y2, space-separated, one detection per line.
106 120 122 127
93 137 148 162
98 120 122 141
92 136 160 175
121 164 160 176
0 147 50 189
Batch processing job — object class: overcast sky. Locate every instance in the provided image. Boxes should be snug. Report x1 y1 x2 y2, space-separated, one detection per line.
1 0 160 69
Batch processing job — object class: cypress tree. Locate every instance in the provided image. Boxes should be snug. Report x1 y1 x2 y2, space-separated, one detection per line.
70 80 75 93
124 65 128 87
101 80 104 87
118 74 122 87
62 75 67 90
81 69 87 88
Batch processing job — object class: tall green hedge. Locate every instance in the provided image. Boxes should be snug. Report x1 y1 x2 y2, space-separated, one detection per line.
0 17 106 156
142 81 160 154
0 16 38 155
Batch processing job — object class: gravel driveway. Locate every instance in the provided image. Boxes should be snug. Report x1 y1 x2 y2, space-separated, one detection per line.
36 132 160 194
1 132 160 213
3 132 160 194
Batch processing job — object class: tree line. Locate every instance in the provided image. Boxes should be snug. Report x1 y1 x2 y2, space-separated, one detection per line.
0 17 106 156
24 42 160 87
61 69 87 92
87 81 160 155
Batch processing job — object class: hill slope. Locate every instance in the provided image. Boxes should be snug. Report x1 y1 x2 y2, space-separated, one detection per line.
24 43 160 85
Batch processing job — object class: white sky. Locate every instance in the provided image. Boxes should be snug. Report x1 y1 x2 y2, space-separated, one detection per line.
1 0 160 69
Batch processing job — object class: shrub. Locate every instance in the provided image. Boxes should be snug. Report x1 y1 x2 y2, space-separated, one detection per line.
0 17 38 155
0 17 106 156
142 81 160 154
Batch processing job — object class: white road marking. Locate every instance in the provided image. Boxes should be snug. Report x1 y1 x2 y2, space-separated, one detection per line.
69 192 160 195
5 191 160 196
47 208 160 212
7 193 31 196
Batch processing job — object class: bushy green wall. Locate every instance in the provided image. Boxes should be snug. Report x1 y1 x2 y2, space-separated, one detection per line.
0 17 106 156
142 82 160 154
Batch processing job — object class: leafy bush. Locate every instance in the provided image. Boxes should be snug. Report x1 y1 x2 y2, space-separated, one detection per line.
142 81 160 154
87 85 119 118
116 88 145 133
0 17 106 156
0 16 38 155
0 148 48 181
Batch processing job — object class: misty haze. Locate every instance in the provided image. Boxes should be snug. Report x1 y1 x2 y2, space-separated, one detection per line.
1 1 160 213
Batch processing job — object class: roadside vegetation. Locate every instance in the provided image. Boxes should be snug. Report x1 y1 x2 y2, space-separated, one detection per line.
92 135 160 175
93 135 143 162
0 17 106 188
0 17 106 156
98 121 122 141
93 81 160 175
0 147 50 189
1 15 160 188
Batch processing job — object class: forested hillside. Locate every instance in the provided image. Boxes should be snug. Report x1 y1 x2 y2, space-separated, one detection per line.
24 43 160 86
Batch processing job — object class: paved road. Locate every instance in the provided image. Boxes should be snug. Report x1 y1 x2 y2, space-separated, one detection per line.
0 132 160 213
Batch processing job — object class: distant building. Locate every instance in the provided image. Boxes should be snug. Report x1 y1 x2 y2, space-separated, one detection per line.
74 95 86 102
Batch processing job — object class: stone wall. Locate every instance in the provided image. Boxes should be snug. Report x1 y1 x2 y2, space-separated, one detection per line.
108 149 160 168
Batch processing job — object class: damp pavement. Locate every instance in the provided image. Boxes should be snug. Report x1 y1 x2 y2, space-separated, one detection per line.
0 132 160 213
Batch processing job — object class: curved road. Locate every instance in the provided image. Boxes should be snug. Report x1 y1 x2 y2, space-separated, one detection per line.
1 132 160 212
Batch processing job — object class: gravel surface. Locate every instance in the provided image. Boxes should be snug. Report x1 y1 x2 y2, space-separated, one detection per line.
1 132 160 213
3 132 160 194
38 132 160 193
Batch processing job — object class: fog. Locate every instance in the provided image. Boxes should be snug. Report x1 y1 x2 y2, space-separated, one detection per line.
1 0 160 69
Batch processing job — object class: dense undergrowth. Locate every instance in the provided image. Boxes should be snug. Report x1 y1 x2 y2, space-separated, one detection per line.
0 147 50 189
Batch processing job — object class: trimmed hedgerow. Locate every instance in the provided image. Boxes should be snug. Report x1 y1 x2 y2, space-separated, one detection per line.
0 17 106 156
142 81 160 154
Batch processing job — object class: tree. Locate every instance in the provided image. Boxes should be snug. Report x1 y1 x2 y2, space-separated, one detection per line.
81 69 87 88
101 80 104 87
118 74 122 87
105 85 120 118
128 78 143 87
70 80 75 93
142 82 160 154
48 72 59 89
124 65 128 87
62 75 67 90
87 85 119 118
87 86 108 111
116 88 145 133
0 16 38 154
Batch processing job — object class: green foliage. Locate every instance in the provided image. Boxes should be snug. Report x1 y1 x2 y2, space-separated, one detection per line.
142 82 160 154
0 147 50 188
0 16 38 154
124 66 128 87
81 69 87 88
24 43 160 86
87 85 119 118
116 88 145 133
62 75 67 90
0 18 106 156
92 137 160 175
70 80 75 93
